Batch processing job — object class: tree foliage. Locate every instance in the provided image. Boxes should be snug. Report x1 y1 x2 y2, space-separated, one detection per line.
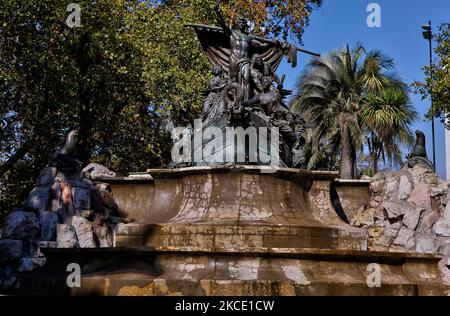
0 0 322 217
413 23 450 127
291 44 416 178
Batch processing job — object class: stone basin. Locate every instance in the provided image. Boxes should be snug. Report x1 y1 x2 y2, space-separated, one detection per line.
97 166 367 251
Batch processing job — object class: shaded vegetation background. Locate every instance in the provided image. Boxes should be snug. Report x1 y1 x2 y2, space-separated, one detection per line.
0 0 322 218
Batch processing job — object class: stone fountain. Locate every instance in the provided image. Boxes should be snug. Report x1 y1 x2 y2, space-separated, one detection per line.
1 4 449 295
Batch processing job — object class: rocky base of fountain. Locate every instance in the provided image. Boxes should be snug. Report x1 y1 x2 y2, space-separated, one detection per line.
351 165 450 255
0 159 119 290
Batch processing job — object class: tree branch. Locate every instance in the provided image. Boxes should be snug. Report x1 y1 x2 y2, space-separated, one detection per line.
0 138 33 177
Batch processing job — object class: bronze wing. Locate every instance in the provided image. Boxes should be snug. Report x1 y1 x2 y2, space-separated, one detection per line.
186 24 290 75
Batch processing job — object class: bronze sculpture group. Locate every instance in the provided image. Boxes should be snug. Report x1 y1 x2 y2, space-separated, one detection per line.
186 3 315 166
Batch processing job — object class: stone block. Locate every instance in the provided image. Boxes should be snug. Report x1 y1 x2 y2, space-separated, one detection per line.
56 224 79 248
18 257 46 272
35 167 57 186
40 210 58 241
415 234 440 253
403 206 424 230
26 186 51 211
409 183 432 212
2 210 40 240
435 220 450 237
379 200 410 220
72 216 96 248
397 174 413 200
0 239 23 262
71 187 91 212
83 163 116 178
393 227 415 250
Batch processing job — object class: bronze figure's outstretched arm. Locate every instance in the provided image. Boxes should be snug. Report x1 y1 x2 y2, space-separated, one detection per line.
214 1 231 36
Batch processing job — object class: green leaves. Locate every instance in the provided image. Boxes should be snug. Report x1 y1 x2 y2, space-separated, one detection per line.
413 23 450 126
291 43 416 177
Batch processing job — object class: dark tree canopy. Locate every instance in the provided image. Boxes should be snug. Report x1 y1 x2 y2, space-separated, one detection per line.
0 0 322 217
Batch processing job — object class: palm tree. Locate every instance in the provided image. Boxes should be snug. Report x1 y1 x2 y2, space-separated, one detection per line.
291 43 416 178
361 88 417 174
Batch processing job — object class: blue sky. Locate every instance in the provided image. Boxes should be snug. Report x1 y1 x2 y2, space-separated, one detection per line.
278 0 449 178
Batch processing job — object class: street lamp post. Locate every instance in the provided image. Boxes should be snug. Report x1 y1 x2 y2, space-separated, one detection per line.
421 21 436 168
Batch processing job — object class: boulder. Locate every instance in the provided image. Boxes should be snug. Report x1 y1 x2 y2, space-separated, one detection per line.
72 216 96 248
375 222 401 247
379 200 410 220
444 203 450 223
35 167 57 186
56 224 79 248
409 183 432 213
385 177 399 198
415 234 440 253
435 220 450 237
26 186 51 211
430 181 449 197
82 163 116 179
94 225 113 248
2 210 40 240
351 207 375 227
410 165 431 185
0 239 23 263
39 210 58 241
424 211 441 229
403 206 424 230
370 179 385 194
18 257 46 272
397 174 413 200
393 227 415 250
49 182 63 212
71 186 91 213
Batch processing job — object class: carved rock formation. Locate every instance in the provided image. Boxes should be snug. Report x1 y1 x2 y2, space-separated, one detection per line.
351 165 450 254
0 133 119 289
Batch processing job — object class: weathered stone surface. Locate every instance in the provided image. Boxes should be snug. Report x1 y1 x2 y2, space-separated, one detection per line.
26 186 51 211
56 224 79 248
370 179 385 194
410 165 430 185
71 187 91 212
379 200 410 219
39 241 57 248
35 167 57 186
409 183 432 212
94 225 113 248
22 240 41 258
393 227 415 250
0 239 23 262
403 207 424 230
415 234 439 253
424 211 441 229
39 210 57 241
50 182 63 212
431 181 449 197
83 163 116 178
72 216 96 248
397 174 413 200
18 257 46 272
375 222 401 247
444 203 450 223
435 220 450 237
2 210 39 240
351 207 374 227
100 190 119 214
385 177 399 198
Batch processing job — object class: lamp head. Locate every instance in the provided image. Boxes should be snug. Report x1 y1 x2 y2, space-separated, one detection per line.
421 23 432 40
